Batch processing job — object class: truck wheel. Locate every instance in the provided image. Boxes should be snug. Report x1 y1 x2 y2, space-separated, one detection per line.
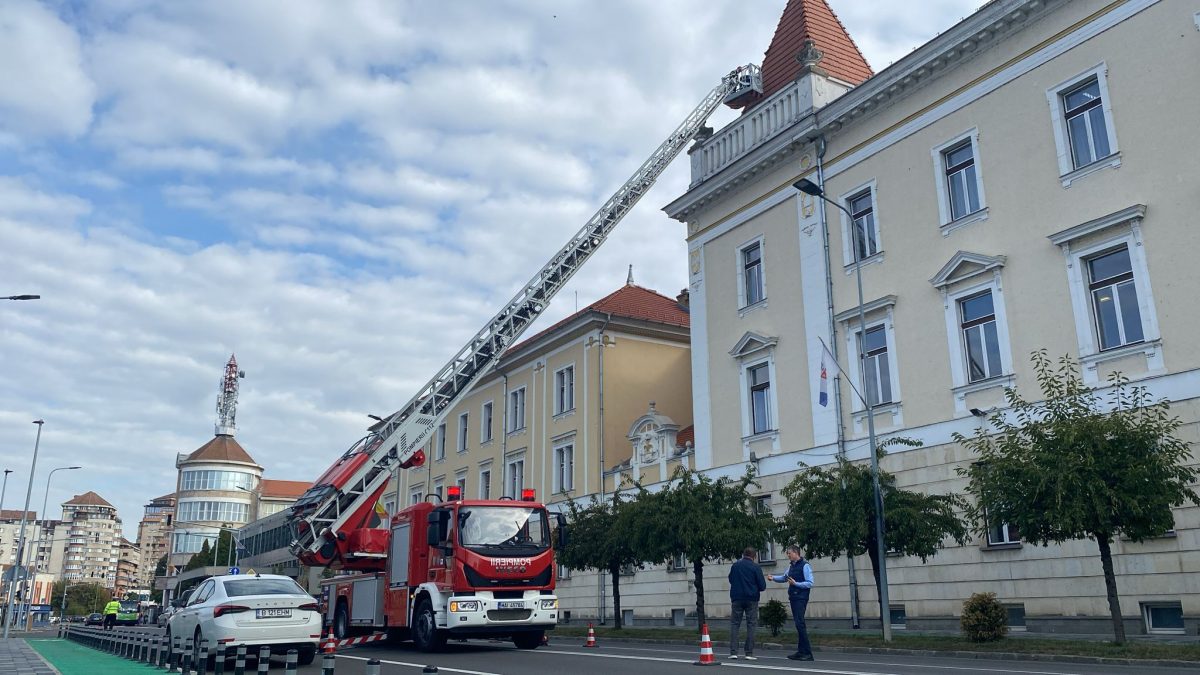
334 602 350 640
412 599 446 652
513 630 544 650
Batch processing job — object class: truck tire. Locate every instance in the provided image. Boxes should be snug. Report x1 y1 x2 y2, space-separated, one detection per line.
512 630 544 650
412 599 446 652
333 602 350 640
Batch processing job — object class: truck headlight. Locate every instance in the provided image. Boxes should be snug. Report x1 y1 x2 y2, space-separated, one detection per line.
539 599 558 610
449 600 480 612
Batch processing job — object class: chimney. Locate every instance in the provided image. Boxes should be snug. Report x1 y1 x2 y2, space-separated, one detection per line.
675 288 690 309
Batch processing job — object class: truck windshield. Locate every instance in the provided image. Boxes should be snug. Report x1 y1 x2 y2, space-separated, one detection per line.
458 506 549 549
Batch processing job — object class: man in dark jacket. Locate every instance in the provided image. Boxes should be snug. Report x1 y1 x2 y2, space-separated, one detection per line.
727 546 767 660
768 545 814 660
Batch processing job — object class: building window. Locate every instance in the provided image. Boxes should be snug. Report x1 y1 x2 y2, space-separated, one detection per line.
1046 65 1119 180
619 563 636 577
847 189 879 262
433 480 444 500
505 454 525 498
554 366 575 414
739 240 765 307
1143 603 1185 635
858 325 892 407
436 423 446 461
747 363 772 435
409 485 424 506
941 138 982 221
478 466 492 500
959 291 1003 383
508 388 526 433
457 412 469 453
1087 246 1144 351
755 497 775 563
889 605 907 628
987 519 1020 546
558 564 571 580
1062 79 1111 169
176 500 249 524
180 470 255 492
669 552 687 571
553 443 574 493
1006 605 1027 631
482 401 494 442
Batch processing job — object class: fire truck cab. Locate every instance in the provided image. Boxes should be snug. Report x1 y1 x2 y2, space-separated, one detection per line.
322 488 564 651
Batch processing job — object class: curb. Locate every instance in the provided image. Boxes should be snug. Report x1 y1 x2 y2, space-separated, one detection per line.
559 635 1198 669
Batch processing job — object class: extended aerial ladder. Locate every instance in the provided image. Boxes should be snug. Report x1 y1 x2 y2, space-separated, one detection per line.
288 64 763 568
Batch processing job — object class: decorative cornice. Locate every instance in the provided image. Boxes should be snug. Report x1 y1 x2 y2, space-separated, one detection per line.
729 331 779 357
930 251 1007 289
834 295 897 323
1047 204 1147 246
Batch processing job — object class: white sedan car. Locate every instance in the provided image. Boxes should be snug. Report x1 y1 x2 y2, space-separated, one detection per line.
167 574 321 665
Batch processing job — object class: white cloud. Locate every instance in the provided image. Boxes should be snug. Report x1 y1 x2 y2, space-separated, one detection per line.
0 0 95 138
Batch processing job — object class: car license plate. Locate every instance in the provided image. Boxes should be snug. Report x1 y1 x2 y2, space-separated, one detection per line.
496 601 524 610
256 608 292 619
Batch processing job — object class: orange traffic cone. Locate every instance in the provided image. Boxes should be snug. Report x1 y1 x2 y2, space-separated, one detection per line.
583 623 598 648
323 628 337 654
693 623 718 666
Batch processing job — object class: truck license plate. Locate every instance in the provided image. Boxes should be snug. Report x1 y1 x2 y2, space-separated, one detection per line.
496 601 524 610
256 608 292 618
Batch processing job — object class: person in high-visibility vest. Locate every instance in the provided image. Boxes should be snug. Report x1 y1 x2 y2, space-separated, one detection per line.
102 599 120 631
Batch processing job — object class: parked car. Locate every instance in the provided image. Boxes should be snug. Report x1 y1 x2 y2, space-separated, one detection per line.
166 574 320 666
84 613 104 626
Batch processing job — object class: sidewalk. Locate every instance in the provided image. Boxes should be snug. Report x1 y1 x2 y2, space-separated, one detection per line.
23 636 155 675
0 637 58 675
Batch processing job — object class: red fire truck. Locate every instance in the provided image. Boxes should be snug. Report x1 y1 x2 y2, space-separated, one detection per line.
284 64 763 653
320 487 561 650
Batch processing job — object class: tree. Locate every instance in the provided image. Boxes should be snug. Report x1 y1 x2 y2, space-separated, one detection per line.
52 582 110 617
631 467 774 630
152 555 167 603
557 492 643 629
956 352 1200 643
776 440 969 620
184 539 213 571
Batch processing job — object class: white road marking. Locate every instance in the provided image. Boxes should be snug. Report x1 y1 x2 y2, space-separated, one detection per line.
337 652 503 675
537 648 904 674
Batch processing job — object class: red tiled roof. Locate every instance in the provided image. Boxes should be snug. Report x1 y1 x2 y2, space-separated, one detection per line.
260 479 312 500
0 510 37 520
185 435 259 466
676 425 695 450
507 284 689 355
734 0 873 110
63 491 114 508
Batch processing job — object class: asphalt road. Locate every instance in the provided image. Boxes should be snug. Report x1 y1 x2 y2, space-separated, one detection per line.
109 626 1188 675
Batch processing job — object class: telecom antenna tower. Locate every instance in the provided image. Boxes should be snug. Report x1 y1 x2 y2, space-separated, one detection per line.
215 354 246 436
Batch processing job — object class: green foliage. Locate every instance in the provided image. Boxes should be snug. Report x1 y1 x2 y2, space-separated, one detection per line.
760 598 788 637
960 592 1008 642
184 539 213 571
776 439 968 614
183 531 238 572
558 492 644 628
54 582 111 616
956 352 1200 643
630 467 774 630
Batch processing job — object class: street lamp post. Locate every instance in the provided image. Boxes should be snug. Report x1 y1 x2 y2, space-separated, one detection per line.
4 420 44 638
794 178 893 642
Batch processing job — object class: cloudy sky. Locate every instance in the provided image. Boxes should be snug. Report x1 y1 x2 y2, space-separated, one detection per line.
0 0 981 540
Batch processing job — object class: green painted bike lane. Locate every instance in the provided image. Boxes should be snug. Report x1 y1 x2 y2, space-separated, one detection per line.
26 638 158 675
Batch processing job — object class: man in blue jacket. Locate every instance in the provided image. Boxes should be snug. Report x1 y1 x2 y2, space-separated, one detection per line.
768 545 814 661
727 546 767 660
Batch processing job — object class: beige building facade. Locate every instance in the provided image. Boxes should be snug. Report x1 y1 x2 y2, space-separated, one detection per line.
60 492 123 589
643 0 1199 635
135 493 174 589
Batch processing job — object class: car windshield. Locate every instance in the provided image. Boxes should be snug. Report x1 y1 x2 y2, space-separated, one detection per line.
457 506 549 549
223 578 308 597
119 602 138 612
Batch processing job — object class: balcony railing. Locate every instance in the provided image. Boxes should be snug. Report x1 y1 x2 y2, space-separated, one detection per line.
690 79 812 186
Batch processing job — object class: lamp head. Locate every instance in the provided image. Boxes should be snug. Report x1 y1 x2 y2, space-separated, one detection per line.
793 178 824 197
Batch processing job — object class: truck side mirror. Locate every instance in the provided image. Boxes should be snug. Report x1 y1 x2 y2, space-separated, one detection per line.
426 511 442 548
555 514 570 550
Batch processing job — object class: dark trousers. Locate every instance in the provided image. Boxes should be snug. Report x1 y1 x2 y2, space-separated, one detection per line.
788 591 812 657
103 613 116 630
729 599 759 655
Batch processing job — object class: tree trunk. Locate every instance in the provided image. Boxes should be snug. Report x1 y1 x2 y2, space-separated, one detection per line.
692 559 707 632
1095 536 1126 643
610 563 623 630
865 541 884 624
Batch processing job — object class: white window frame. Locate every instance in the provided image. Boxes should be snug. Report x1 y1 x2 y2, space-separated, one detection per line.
931 129 988 233
941 277 1014 393
409 484 424 506
557 564 571 580
553 364 575 415
736 235 767 310
455 471 467 497
669 552 687 571
985 515 1020 547
553 442 574 494
505 452 526 498
838 179 882 269
1046 63 1121 185
837 297 903 433
478 464 492 500
1049 205 1161 384
434 423 446 461
755 496 776 563
457 412 469 454
1142 602 1185 635
432 478 444 500
741 357 776 437
481 400 494 443
507 387 527 433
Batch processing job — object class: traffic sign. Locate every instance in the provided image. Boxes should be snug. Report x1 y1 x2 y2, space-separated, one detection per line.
228 566 240 575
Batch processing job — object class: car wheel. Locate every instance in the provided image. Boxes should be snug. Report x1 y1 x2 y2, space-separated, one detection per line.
297 646 316 666
513 630 544 650
164 628 174 660
334 602 350 640
411 599 445 653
